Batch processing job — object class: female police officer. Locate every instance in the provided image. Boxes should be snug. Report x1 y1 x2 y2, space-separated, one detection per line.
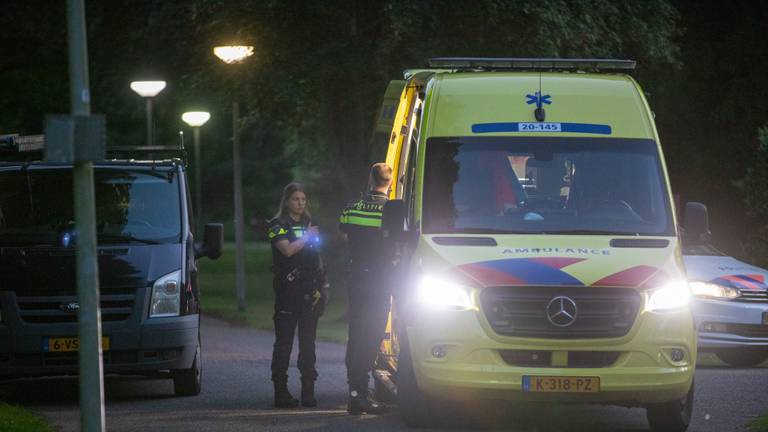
267 182 325 408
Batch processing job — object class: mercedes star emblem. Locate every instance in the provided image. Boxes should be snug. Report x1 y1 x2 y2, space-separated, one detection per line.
546 296 578 327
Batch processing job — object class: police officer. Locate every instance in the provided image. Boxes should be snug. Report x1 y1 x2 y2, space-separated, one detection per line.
339 163 393 414
268 182 325 408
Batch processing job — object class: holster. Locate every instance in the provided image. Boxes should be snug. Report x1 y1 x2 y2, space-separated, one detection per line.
273 266 327 317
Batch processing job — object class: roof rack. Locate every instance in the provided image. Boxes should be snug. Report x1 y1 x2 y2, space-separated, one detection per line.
105 145 187 162
0 134 45 152
427 57 636 71
0 134 187 163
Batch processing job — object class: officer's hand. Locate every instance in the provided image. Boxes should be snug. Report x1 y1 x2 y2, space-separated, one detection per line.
306 225 320 240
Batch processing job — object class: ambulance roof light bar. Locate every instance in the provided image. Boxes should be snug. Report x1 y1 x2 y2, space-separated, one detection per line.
428 57 636 71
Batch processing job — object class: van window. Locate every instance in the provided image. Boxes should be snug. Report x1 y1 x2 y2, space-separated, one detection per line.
0 167 182 245
423 137 673 236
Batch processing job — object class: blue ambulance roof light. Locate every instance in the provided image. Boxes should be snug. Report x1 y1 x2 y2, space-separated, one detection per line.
428 57 636 71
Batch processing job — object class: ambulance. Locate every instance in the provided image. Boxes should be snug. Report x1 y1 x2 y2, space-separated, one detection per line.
373 58 697 431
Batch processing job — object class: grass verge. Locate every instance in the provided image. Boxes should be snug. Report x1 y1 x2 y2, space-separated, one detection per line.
0 404 53 432
750 415 768 432
198 242 348 343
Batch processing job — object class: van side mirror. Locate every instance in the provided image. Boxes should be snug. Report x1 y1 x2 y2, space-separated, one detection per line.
382 199 406 242
683 202 710 245
196 223 224 260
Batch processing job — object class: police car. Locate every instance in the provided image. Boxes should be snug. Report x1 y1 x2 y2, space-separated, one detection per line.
685 243 768 367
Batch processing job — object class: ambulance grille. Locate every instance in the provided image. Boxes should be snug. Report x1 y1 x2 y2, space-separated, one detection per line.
736 290 768 302
480 286 641 339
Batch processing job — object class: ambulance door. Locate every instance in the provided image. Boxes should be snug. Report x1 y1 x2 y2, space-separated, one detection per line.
385 82 420 199
379 84 423 371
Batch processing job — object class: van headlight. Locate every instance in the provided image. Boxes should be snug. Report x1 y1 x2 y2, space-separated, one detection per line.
646 281 691 312
149 270 181 318
689 281 740 300
417 276 475 310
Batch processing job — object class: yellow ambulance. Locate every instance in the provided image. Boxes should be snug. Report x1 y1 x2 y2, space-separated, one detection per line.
375 58 696 432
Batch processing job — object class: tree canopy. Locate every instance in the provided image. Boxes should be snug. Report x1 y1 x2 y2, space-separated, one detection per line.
2 0 766 263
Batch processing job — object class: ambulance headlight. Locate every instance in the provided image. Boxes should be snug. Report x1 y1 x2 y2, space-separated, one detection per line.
646 281 691 312
418 276 474 310
149 270 181 318
689 281 740 300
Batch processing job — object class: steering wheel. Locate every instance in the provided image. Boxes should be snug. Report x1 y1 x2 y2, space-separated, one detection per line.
591 200 643 221
596 200 633 211
127 220 155 229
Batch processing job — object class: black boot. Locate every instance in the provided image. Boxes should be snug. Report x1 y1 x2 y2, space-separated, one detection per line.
274 381 299 408
301 379 317 407
347 390 388 415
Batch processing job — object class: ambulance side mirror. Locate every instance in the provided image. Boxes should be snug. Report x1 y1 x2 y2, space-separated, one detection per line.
683 202 711 245
382 199 407 243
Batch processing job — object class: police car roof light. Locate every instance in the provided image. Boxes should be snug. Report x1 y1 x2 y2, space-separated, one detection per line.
427 57 637 72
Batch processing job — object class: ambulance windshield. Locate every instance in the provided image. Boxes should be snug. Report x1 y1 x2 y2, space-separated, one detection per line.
422 137 673 236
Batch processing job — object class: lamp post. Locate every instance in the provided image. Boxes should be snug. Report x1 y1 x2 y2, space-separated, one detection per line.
181 111 211 234
213 45 253 313
130 80 166 146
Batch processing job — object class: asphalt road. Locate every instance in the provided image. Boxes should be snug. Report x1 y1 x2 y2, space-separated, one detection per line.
2 315 766 432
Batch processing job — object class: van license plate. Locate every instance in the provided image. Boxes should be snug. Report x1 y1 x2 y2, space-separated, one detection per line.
43 337 110 352
523 376 599 393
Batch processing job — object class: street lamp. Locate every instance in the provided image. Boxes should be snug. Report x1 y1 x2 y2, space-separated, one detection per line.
213 46 254 64
130 80 166 146
213 45 253 313
181 111 211 233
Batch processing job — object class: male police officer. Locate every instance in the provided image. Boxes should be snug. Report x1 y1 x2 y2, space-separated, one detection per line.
339 163 393 414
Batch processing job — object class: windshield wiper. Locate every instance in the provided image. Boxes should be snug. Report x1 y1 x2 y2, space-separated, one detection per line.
98 233 161 245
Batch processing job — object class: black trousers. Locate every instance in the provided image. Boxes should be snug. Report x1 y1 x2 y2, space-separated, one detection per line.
345 269 391 394
271 292 319 383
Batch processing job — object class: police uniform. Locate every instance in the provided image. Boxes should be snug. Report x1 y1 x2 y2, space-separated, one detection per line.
267 216 324 390
339 190 392 404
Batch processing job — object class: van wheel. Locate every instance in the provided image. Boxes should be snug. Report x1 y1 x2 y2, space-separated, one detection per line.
172 341 202 397
397 331 438 428
646 382 694 432
715 349 768 367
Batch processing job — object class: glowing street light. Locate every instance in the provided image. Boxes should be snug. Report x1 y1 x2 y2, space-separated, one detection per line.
130 80 167 146
181 111 211 232
181 111 211 127
129 80 166 97
212 46 254 64
213 44 252 312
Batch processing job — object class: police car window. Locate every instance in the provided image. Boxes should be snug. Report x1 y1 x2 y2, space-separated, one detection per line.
0 168 182 245
422 137 673 236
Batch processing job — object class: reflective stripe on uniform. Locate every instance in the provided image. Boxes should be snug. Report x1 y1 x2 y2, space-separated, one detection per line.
344 209 382 217
344 216 382 227
269 228 288 239
340 209 382 226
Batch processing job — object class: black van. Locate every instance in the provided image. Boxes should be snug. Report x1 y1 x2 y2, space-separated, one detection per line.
0 144 222 396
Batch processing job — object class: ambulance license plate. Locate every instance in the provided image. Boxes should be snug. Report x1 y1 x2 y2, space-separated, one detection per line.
523 376 599 393
43 337 110 352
